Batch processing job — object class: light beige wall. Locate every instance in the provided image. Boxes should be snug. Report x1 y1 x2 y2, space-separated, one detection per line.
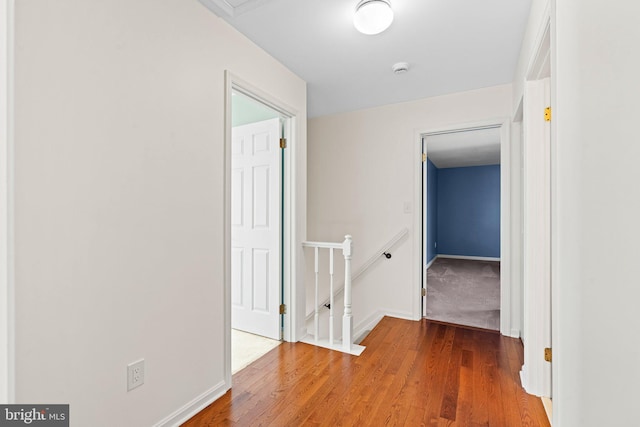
308 84 511 329
13 0 305 425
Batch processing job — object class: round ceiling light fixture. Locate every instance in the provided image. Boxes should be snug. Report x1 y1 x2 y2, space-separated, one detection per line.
392 62 409 74
353 0 394 35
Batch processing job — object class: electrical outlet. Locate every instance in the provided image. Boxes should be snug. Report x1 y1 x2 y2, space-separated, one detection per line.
127 359 145 391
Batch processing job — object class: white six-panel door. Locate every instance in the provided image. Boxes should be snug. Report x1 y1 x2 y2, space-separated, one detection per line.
231 118 281 340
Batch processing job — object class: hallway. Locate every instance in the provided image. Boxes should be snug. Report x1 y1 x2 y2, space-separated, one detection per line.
184 317 549 426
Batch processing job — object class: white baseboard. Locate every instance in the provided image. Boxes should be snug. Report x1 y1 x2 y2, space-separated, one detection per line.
425 257 437 270
380 310 414 322
510 328 521 339
154 380 229 427
353 311 385 339
353 310 414 342
519 369 527 392
437 254 500 262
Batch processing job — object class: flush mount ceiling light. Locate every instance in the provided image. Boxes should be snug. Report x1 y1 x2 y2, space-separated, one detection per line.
353 0 394 35
392 62 409 74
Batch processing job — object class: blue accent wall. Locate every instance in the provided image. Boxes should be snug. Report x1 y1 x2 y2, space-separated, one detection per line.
426 158 438 263
436 165 500 258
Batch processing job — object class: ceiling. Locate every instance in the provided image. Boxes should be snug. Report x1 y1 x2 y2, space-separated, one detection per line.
200 0 532 118
426 127 501 168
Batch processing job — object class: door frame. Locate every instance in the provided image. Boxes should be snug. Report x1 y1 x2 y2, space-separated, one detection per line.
223 71 299 385
1 0 15 404
413 118 514 337
518 8 553 399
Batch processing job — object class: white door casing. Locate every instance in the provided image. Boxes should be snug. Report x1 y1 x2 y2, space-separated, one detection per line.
231 118 281 340
1 0 14 404
520 78 552 397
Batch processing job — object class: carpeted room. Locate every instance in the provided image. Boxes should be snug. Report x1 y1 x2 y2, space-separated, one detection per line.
424 129 502 330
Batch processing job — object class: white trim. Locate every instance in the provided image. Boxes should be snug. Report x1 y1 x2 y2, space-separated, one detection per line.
414 132 424 321
525 1 552 81
0 0 14 404
499 121 512 336
353 309 414 340
509 121 523 342
197 0 272 18
550 3 559 421
518 4 554 402
153 380 228 427
425 256 437 270
520 78 552 397
414 118 513 337
353 310 385 339
437 254 501 262
224 71 301 388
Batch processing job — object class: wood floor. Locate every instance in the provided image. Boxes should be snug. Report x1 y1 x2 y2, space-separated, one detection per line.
184 317 550 426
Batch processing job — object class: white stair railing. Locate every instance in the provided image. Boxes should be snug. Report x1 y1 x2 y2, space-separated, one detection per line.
305 227 409 322
302 235 362 355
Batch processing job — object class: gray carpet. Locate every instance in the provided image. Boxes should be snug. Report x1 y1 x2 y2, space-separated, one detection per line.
425 257 500 331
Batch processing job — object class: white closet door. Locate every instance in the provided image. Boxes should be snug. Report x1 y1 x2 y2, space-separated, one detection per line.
231 118 281 340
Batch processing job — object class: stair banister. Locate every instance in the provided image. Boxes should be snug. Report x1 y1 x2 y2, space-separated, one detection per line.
302 235 363 355
305 227 409 321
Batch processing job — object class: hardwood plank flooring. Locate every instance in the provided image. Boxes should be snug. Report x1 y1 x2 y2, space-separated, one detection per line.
183 317 550 427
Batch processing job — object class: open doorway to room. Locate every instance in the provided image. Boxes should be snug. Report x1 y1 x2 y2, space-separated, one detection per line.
229 88 286 374
422 127 503 331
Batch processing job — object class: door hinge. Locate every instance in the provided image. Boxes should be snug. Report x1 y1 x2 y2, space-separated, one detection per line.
544 347 552 362
421 288 426 297
280 138 287 149
421 153 426 163
544 106 552 122
279 304 286 315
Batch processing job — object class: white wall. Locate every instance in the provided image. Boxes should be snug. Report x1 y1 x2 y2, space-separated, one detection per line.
553 1 640 425
308 84 512 330
13 1 305 425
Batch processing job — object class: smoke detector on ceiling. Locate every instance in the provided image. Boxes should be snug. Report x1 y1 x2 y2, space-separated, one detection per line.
392 62 410 74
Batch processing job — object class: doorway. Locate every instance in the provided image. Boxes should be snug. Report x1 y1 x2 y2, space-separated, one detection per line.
224 71 304 382
229 88 285 372
422 127 503 331
414 119 512 336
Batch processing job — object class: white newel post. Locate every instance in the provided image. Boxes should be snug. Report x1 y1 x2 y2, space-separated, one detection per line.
342 235 353 352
